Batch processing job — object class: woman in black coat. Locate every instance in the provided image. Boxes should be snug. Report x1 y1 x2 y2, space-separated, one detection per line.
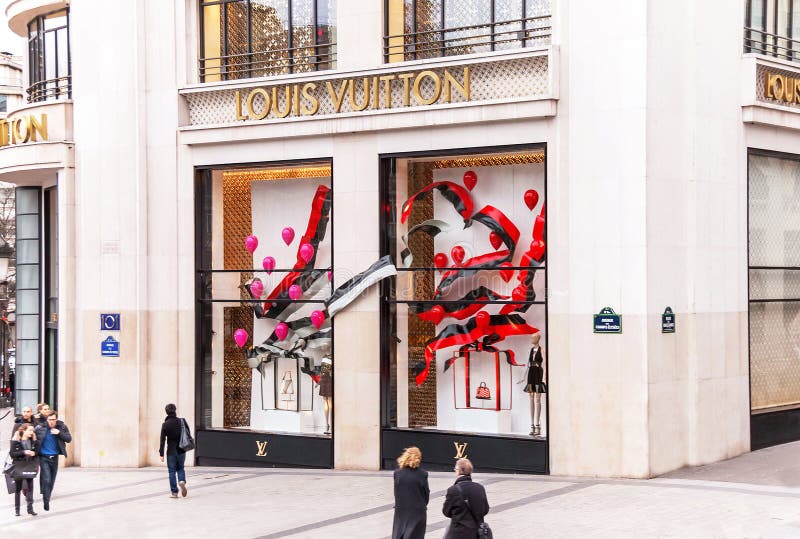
392 446 430 539
9 423 40 517
442 458 489 539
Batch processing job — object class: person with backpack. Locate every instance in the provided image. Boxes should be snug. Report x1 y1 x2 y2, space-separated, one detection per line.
442 458 490 539
158 403 192 498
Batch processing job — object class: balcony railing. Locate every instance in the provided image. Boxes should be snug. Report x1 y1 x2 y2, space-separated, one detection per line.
744 27 800 63
199 43 337 82
383 15 551 63
26 76 71 103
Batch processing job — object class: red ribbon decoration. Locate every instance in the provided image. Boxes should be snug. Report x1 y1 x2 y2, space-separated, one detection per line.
400 181 474 226
414 314 538 385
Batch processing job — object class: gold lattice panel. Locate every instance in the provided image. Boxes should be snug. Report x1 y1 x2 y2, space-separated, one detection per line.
756 63 800 110
184 55 550 125
224 306 253 427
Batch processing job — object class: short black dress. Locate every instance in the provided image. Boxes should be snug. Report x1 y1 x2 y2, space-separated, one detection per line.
524 346 547 394
318 358 333 398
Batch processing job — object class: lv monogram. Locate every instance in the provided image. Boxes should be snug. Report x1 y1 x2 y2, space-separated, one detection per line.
255 440 269 457
453 442 468 460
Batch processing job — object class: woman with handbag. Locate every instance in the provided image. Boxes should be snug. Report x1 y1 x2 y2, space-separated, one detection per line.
392 447 429 539
9 423 40 516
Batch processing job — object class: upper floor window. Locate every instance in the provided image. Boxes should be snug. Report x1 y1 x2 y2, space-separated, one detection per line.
27 9 71 103
745 0 800 62
200 0 337 82
384 0 551 63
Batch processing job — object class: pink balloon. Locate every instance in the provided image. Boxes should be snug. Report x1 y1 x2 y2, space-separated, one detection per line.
288 284 303 300
311 310 325 329
282 227 295 246
233 328 248 348
275 322 289 341
250 278 264 298
244 235 259 254
327 271 332 281
262 256 276 274
299 243 315 263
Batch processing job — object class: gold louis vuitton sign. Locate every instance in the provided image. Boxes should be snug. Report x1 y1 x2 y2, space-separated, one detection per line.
454 442 468 460
0 114 48 147
255 440 268 457
764 71 800 104
234 67 471 121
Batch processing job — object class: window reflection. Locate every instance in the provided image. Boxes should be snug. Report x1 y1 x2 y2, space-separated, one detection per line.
26 9 70 103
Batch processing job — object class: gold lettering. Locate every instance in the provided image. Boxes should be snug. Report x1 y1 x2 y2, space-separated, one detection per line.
293 84 301 116
255 440 268 457
246 88 271 120
453 442 468 459
786 77 796 103
29 114 47 142
235 90 248 120
444 67 471 102
413 70 442 106
12 117 29 144
349 78 370 111
372 76 380 109
0 119 7 146
399 73 414 106
770 74 785 101
326 80 348 113
300 82 320 115
380 75 396 108
272 86 292 118
796 79 800 104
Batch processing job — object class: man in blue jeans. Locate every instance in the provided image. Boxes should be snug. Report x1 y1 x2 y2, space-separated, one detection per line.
34 411 73 511
158 403 189 498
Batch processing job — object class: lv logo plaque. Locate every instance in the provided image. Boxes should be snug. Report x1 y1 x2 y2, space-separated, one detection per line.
255 440 269 457
453 442 468 460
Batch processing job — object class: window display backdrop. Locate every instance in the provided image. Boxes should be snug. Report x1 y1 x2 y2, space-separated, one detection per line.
385 149 547 438
206 164 334 438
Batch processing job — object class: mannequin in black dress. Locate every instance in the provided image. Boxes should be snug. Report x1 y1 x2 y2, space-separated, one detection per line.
318 342 333 435
522 332 546 436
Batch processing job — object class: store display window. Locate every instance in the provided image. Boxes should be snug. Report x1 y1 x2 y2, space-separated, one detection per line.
381 147 547 438
196 161 334 437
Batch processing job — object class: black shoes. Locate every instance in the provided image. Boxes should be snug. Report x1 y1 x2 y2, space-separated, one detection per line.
27 505 37 516
14 508 20 516
44 501 50 511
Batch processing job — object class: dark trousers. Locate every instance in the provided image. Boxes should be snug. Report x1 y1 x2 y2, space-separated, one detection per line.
166 452 186 494
14 478 33 510
40 454 59 503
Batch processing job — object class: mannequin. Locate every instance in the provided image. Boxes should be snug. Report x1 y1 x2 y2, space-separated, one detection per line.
318 342 333 435
522 332 546 436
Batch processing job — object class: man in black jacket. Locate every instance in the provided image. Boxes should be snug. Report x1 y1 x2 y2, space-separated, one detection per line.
33 411 73 511
442 458 490 539
159 403 189 498
11 406 34 437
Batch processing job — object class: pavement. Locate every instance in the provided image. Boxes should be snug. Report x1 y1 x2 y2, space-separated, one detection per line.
2 408 800 538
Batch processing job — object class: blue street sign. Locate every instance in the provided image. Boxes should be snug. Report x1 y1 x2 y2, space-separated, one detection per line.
101 313 121 331
101 336 120 357
594 307 622 334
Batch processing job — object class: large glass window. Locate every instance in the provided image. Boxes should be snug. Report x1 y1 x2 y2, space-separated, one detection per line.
27 9 70 103
14 187 40 413
749 152 800 412
200 0 337 82
196 161 334 437
381 147 548 438
385 0 551 62
745 0 800 61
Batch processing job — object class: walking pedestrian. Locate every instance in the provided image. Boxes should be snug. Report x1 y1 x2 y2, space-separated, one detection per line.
392 446 429 539
11 406 34 437
158 403 189 498
9 423 39 517
442 458 489 539
33 403 51 426
34 410 72 511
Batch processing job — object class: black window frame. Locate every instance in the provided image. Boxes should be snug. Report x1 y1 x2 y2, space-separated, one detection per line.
26 8 71 103
198 0 337 82
745 0 800 61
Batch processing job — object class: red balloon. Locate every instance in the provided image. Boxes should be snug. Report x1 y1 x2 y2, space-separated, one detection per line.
463 171 477 191
451 245 466 265
512 286 527 301
489 232 503 250
499 262 514 283
475 311 490 328
434 253 449 269
524 189 539 211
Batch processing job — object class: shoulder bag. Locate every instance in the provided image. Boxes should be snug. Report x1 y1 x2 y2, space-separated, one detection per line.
455 483 493 539
11 457 38 480
2 453 14 494
179 418 195 452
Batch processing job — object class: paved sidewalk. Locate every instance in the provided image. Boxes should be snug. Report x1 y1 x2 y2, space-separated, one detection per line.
1 406 800 538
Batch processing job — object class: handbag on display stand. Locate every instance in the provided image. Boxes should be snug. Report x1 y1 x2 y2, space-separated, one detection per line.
280 371 295 401
475 382 491 400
